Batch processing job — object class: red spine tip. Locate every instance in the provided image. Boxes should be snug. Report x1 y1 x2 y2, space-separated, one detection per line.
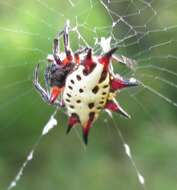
99 47 118 70
82 112 95 145
105 100 130 119
110 77 139 91
66 114 79 134
83 49 95 73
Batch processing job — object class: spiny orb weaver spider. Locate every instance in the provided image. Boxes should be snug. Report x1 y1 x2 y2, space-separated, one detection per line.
33 22 138 144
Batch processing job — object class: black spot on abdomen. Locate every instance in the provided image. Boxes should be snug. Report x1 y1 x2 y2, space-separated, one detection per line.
79 88 84 93
99 101 104 105
69 105 75 109
65 99 70 103
67 93 71 97
88 102 94 109
70 79 75 84
92 86 99 94
68 85 73 90
103 84 109 88
76 75 81 81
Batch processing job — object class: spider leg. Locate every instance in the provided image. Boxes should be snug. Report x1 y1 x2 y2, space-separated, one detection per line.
53 21 73 64
33 64 51 102
112 54 137 69
44 65 51 94
53 30 64 64
63 21 70 53
54 26 68 52
63 21 73 61
33 64 62 107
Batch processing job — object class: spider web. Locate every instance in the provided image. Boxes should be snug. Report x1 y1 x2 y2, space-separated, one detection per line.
0 0 177 189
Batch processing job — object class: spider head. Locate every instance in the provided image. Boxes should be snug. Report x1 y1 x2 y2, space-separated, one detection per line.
46 62 74 103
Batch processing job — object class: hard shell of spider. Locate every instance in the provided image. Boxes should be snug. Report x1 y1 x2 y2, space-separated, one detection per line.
33 22 139 145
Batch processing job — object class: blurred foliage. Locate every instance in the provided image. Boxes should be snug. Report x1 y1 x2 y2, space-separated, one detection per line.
0 0 176 190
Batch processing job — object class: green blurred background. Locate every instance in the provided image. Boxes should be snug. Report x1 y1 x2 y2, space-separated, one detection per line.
0 0 177 190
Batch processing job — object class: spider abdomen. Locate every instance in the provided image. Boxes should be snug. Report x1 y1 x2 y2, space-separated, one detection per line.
63 62 110 125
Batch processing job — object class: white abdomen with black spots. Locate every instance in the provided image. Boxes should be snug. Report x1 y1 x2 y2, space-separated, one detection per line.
63 62 110 125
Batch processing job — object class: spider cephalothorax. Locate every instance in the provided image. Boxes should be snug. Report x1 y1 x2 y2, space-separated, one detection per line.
47 63 74 87
33 22 138 144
